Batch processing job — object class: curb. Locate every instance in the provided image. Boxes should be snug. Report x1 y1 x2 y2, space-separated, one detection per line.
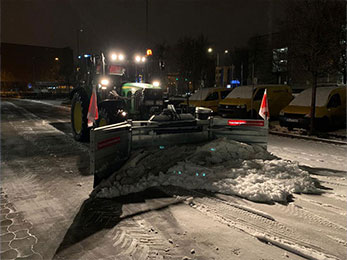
269 130 347 145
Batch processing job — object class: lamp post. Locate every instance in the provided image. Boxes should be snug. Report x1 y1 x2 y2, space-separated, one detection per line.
208 47 220 66
76 29 83 57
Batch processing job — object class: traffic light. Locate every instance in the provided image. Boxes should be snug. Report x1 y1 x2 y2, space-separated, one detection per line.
146 49 153 56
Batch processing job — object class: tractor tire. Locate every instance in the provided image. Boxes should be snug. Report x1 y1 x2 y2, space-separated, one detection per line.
71 91 90 142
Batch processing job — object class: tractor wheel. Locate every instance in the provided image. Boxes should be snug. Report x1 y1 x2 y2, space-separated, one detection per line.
71 91 90 142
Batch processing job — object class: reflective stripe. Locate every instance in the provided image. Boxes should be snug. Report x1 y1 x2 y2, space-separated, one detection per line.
228 120 264 127
97 136 121 150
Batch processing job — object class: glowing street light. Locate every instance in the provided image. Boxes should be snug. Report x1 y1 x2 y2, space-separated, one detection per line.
208 47 219 66
224 50 229 54
54 57 59 61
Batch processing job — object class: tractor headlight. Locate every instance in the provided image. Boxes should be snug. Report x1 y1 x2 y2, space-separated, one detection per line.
100 79 109 86
152 81 160 87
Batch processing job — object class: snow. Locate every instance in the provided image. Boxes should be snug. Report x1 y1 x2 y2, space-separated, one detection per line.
289 87 337 107
225 86 253 99
94 138 319 203
189 89 210 101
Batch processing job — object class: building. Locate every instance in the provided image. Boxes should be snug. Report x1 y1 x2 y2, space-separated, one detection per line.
1 43 74 93
247 32 345 90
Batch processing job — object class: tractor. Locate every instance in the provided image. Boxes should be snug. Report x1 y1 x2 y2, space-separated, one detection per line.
70 53 164 142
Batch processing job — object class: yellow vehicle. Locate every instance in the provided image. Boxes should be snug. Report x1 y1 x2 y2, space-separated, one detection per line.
279 85 346 130
181 87 232 112
218 84 293 118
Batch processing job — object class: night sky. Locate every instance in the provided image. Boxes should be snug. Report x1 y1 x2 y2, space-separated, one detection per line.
1 0 286 56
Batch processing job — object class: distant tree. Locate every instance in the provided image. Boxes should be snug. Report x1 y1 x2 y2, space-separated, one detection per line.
283 0 345 134
58 47 74 85
176 35 214 92
248 34 273 84
227 48 249 85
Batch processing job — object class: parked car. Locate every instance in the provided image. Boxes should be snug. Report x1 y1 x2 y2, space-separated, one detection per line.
180 87 233 113
279 85 346 130
218 84 293 118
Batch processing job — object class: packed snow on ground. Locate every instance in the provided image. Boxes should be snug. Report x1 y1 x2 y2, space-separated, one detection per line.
93 138 319 202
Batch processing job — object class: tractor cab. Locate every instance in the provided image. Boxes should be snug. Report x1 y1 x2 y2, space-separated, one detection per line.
121 82 163 119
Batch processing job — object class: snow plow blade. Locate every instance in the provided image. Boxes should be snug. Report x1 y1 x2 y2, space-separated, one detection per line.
90 116 268 186
211 118 268 148
90 121 132 187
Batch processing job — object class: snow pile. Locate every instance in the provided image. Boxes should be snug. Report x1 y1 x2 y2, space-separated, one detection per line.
93 138 319 202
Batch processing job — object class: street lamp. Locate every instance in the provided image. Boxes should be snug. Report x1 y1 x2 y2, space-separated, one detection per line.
76 29 83 57
207 47 219 66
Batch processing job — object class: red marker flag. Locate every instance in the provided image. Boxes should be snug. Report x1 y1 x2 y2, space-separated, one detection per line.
258 89 269 120
87 85 99 127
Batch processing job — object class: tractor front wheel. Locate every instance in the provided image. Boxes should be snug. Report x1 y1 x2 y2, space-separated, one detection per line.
71 91 90 142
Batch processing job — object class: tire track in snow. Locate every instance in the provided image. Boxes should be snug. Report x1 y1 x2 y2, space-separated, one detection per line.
162 186 340 260
3 100 187 259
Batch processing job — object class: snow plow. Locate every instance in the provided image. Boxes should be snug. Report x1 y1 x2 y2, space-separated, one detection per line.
90 105 269 187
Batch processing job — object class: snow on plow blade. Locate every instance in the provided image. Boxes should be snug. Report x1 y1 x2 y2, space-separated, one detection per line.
90 117 268 186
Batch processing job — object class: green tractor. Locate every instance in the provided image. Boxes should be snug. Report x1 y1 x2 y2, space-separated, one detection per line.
70 53 164 142
121 82 163 119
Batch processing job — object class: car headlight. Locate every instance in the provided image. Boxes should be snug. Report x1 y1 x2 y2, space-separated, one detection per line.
121 111 127 117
